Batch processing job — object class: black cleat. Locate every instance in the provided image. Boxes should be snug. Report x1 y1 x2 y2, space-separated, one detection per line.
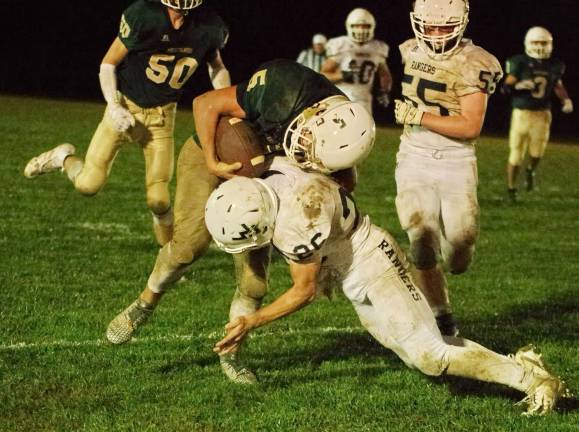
507 188 518 203
436 313 459 337
526 168 536 192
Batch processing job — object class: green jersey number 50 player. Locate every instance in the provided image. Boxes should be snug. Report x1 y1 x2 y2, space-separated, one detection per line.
24 0 230 246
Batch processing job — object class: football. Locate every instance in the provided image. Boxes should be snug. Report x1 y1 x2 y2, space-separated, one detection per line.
215 116 267 178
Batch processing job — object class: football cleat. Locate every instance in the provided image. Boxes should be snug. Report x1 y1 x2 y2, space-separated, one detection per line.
511 344 571 416
507 188 518 204
436 312 459 337
219 352 258 385
526 168 536 192
106 299 154 345
24 143 75 178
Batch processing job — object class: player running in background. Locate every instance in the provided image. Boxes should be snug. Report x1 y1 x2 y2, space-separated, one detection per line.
205 160 570 415
24 0 230 246
393 0 502 336
502 26 573 202
321 8 392 115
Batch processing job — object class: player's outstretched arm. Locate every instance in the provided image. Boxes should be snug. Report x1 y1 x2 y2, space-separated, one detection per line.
193 86 246 179
214 258 320 355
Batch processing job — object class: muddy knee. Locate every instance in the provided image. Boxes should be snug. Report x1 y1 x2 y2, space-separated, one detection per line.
147 182 171 215
410 230 439 270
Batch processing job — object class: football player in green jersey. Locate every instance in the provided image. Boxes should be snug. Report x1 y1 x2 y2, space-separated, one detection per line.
24 0 231 246
503 27 573 202
106 59 375 385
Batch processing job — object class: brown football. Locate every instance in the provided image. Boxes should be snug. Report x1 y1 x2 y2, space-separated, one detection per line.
215 116 267 178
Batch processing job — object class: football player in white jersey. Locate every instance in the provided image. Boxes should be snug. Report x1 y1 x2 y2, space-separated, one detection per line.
393 0 502 336
321 8 392 115
204 159 569 415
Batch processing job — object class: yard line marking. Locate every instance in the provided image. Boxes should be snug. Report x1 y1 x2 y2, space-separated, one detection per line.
0 326 365 351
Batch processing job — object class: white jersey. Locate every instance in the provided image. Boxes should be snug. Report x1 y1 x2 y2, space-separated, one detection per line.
262 158 416 303
326 36 389 105
399 38 503 153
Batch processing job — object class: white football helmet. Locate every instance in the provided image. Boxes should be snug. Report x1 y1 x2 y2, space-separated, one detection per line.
411 0 469 60
346 8 376 44
205 177 278 253
283 96 376 174
160 0 202 10
525 27 553 60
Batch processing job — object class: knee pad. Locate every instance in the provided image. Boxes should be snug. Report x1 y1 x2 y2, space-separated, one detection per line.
445 243 475 275
74 177 104 197
147 182 170 215
407 343 449 377
409 229 439 270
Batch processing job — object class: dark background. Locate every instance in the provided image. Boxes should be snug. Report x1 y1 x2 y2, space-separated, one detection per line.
1 0 577 137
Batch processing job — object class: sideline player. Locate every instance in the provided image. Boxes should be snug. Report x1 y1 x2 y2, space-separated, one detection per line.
23 0 231 246
321 8 392 115
393 0 502 335
106 59 375 384
205 160 570 415
297 34 328 73
502 26 573 201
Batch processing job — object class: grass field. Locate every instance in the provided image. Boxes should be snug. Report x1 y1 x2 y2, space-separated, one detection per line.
0 95 578 431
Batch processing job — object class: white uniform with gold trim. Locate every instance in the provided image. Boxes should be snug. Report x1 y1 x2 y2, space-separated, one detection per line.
395 38 502 271
325 36 389 114
262 157 449 372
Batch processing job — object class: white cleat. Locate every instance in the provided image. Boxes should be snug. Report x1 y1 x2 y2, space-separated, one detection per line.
512 344 572 416
219 352 258 385
106 299 154 345
24 143 76 178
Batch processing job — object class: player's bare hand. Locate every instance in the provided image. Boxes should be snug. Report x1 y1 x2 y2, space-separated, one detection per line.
208 160 243 179
514 79 535 91
214 316 254 355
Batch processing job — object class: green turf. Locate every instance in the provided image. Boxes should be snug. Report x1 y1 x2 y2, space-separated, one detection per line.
0 95 577 431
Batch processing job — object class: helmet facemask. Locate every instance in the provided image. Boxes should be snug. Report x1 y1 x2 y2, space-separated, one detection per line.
283 96 375 174
346 8 376 44
160 0 203 12
525 27 553 60
411 0 469 60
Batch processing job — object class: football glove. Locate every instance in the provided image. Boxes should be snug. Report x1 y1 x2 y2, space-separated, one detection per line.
107 103 135 133
561 98 574 114
341 70 355 84
394 100 424 126
514 79 535 91
375 91 390 109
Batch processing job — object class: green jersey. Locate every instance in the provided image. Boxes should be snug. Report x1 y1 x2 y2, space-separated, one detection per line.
236 59 344 149
117 0 228 108
505 54 565 110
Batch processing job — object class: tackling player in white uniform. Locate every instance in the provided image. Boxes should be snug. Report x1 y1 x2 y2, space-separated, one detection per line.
321 8 392 115
393 0 502 336
204 158 569 416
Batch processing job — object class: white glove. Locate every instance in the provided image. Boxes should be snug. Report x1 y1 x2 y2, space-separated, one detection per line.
514 79 535 91
561 98 574 114
394 100 424 126
107 103 135 132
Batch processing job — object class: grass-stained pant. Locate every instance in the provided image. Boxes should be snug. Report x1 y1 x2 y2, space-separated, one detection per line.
68 94 176 217
146 137 269 304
